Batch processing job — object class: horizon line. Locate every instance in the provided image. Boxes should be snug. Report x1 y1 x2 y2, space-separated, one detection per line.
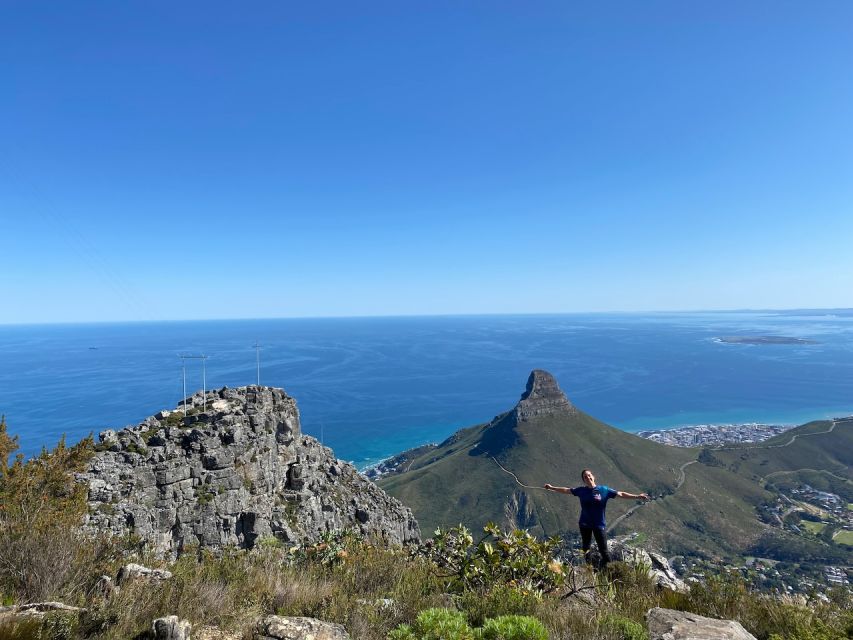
2 307 852 328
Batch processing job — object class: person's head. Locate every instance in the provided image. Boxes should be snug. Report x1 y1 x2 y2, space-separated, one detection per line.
581 469 596 487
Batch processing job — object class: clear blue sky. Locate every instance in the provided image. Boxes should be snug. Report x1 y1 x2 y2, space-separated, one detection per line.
2 1 852 324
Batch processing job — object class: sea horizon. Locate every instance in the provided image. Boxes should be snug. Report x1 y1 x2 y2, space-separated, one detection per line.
2 310 852 469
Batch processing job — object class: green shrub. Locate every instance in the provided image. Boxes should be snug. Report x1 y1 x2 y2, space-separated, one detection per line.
475 615 548 640
0 422 115 605
600 613 648 640
420 523 566 595
0 617 43 640
389 608 474 640
388 610 548 640
458 584 541 627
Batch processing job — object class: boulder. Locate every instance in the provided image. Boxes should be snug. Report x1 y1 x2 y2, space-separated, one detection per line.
646 607 757 640
117 563 173 584
585 537 688 592
256 615 350 640
195 626 242 640
153 615 192 640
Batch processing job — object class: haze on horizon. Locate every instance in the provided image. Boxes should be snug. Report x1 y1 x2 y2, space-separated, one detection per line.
2 2 852 325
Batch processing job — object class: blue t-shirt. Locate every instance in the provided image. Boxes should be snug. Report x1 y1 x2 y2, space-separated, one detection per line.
570 485 618 529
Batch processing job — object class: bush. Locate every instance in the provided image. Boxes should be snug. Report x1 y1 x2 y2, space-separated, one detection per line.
388 609 547 640
476 615 548 640
0 420 114 605
600 613 648 640
457 584 541 627
420 523 566 595
389 608 474 640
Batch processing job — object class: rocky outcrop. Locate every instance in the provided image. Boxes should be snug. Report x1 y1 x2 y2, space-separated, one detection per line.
153 616 191 640
471 370 575 456
577 536 688 592
514 369 575 422
646 607 757 640
257 616 350 640
79 386 420 556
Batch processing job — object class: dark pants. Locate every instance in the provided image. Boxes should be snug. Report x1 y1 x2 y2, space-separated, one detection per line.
579 525 610 567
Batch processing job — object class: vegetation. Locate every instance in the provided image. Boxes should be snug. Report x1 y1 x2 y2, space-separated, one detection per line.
1 423 852 639
0 418 115 606
379 404 852 564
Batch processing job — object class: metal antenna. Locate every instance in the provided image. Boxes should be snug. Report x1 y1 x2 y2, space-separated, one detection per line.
178 354 188 414
201 354 208 412
253 341 261 386
178 354 209 413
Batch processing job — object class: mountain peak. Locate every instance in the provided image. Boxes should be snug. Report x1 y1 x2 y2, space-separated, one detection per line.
515 369 575 421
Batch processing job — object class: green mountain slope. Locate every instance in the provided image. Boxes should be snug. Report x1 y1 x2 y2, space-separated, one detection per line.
380 371 851 561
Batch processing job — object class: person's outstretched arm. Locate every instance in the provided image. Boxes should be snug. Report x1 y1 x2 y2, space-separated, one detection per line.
543 483 573 494
617 490 650 500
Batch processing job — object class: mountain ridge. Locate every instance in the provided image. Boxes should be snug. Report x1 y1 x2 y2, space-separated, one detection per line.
380 371 852 564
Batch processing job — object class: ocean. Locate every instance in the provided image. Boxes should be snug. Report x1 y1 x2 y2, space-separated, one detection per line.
1 311 851 469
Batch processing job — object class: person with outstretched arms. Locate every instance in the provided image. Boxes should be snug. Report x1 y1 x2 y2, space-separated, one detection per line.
544 468 649 567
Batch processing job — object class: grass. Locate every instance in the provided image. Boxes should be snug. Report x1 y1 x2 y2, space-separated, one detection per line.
834 530 853 546
1 532 851 640
800 521 828 534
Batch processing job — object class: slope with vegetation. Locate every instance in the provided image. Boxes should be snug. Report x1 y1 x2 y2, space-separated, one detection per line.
380 372 852 565
2 415 852 639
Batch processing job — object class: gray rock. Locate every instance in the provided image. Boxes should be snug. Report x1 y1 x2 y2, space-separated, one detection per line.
153 615 192 640
195 627 241 640
17 602 85 615
257 615 350 640
646 607 757 640
80 386 420 556
116 563 174 584
515 370 576 421
584 537 688 592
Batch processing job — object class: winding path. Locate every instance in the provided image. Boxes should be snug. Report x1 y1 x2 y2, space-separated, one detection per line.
715 419 842 451
606 418 849 534
606 460 697 532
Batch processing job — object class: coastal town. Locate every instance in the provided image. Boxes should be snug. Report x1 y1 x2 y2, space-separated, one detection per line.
638 422 795 447
639 421 852 595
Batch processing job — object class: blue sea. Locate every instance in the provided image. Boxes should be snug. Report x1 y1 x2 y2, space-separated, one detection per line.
1 312 852 469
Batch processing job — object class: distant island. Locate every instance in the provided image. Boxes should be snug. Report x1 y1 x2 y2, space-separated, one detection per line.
715 335 817 345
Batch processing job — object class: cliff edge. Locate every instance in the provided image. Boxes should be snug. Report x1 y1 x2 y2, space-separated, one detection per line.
79 386 420 555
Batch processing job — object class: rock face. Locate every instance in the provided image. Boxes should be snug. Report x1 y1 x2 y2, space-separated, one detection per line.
646 607 757 640
471 369 576 458
514 369 576 422
585 537 688 592
79 386 420 555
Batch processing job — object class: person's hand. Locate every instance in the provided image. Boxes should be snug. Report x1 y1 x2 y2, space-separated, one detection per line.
544 483 553 490
639 492 650 501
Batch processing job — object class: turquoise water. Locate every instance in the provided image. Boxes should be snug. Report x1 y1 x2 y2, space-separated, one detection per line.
1 311 851 468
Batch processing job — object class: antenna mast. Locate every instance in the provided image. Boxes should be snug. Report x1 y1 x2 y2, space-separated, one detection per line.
253 341 261 386
177 354 209 413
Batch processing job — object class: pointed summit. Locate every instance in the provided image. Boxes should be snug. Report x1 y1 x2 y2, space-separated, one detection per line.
515 369 575 421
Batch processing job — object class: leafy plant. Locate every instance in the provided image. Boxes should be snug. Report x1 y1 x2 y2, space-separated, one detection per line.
600 613 648 640
388 609 548 640
476 615 548 640
419 523 566 595
388 608 474 640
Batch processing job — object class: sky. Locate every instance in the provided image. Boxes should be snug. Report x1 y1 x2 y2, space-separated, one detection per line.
2 1 852 324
